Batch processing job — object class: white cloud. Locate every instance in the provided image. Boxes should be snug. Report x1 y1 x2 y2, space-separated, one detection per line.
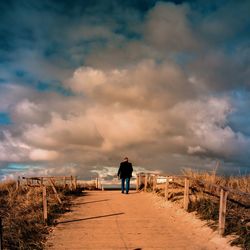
0 84 35 112
0 131 30 162
67 60 193 109
29 149 59 161
23 113 103 149
188 146 206 154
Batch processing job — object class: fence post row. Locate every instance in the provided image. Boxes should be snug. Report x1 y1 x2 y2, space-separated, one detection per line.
14 175 78 227
139 172 249 239
219 188 228 236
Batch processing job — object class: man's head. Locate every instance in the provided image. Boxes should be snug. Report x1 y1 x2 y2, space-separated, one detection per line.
124 157 128 162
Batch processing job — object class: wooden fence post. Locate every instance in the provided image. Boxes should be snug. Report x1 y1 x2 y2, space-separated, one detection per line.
183 178 190 210
96 177 99 189
74 176 77 190
70 176 73 190
165 177 169 200
144 174 148 192
148 175 152 188
49 178 62 204
42 186 48 224
63 177 66 188
219 188 228 236
138 174 141 190
153 175 157 192
136 174 139 191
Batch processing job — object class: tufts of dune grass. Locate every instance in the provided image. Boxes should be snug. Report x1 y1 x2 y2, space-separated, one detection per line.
152 169 250 249
0 180 88 250
183 169 250 249
182 168 250 193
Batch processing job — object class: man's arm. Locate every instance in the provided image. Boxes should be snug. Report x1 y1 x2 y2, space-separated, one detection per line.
130 163 133 177
117 164 121 177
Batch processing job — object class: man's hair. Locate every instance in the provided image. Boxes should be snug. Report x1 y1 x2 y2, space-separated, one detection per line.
124 157 128 160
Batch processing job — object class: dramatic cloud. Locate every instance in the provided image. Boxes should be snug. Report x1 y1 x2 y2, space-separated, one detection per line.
68 60 193 108
144 2 199 51
0 0 250 179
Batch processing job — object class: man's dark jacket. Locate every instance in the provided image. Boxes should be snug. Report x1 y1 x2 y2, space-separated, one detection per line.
117 161 133 178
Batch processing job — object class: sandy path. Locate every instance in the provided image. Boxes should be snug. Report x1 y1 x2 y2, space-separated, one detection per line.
46 191 239 250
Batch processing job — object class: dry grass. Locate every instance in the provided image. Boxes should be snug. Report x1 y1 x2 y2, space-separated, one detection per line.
150 169 250 249
0 180 93 250
182 169 250 249
182 168 250 193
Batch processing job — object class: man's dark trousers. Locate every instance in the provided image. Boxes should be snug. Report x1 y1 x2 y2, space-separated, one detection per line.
121 177 130 194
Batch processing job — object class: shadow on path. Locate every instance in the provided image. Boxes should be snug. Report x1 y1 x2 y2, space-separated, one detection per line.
73 199 109 206
59 212 124 224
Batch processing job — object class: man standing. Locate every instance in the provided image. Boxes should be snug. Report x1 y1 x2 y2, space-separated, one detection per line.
117 157 133 194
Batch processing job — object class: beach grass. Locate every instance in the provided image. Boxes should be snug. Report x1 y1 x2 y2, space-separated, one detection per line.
0 180 95 250
150 169 250 249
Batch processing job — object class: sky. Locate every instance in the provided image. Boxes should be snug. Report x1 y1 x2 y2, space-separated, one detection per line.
0 0 250 180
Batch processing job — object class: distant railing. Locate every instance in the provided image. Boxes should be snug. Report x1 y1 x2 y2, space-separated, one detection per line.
17 176 77 189
96 176 137 190
135 172 250 236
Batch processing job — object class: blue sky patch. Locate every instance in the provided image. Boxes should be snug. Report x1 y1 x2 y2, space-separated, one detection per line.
0 112 12 125
37 81 74 96
7 163 31 170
